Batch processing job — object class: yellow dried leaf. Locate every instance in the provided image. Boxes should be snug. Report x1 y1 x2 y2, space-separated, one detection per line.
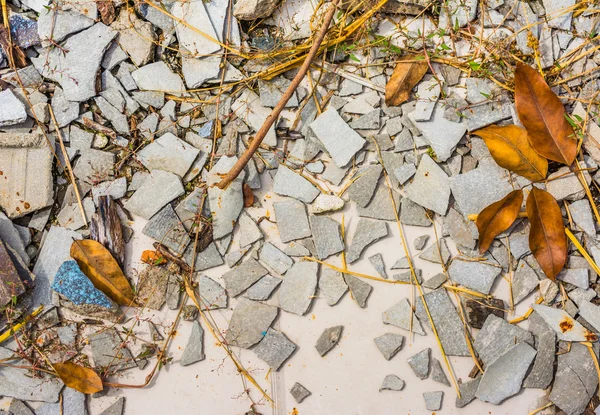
54 362 103 394
384 55 428 106
476 189 524 253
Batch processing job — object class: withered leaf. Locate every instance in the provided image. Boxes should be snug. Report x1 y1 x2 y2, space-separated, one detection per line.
476 189 524 253
70 240 136 306
474 125 548 181
140 250 167 266
514 63 577 165
54 362 103 394
384 55 428 106
243 183 254 207
526 187 567 280
97 0 116 25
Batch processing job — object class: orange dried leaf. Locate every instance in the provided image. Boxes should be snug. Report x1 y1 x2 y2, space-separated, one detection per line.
526 187 567 280
514 63 577 165
243 183 254 207
476 189 524 253
140 250 166 265
474 125 548 181
384 55 428 106
54 362 103 394
70 240 136 306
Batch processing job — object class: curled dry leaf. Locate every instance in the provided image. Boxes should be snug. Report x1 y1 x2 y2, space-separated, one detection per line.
526 187 567 280
54 362 103 394
384 55 428 106
474 125 548 181
243 183 254 207
70 240 136 306
514 63 577 165
476 189 524 253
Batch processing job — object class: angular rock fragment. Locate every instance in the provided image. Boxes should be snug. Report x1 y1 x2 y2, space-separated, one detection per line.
253 328 297 370
273 165 320 203
0 90 26 127
419 239 451 264
231 89 277 146
309 108 365 167
142 204 190 255
533 304 596 342
374 333 404 360
136 266 170 310
181 321 205 366
279 261 318 315
406 154 451 215
136 133 199 177
346 219 388 263
407 348 430 379
223 258 269 297
259 242 293 274
290 382 311 403
356 183 400 221
124 170 184 220
0 240 26 306
315 325 343 356
369 253 387 279
309 215 344 260
310 194 344 214
37 9 94 46
474 314 533 366
207 156 244 239
448 258 502 295
379 374 405 392
197 275 227 309
512 260 540 304
346 165 383 207
423 273 448 290
99 397 125 415
90 329 136 371
245 275 282 301
110 9 155 66
523 311 556 389
238 211 262 248
131 62 185 93
456 377 481 408
382 297 425 335
225 298 278 348
274 199 312 243
423 391 443 411
465 298 504 329
431 358 450 386
408 104 466 161
319 268 348 306
343 274 372 308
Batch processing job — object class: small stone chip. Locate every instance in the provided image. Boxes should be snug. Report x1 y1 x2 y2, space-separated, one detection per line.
222 258 269 297
259 242 293 275
225 298 278 349
382 298 425 335
368 253 387 279
273 165 320 203
419 239 451 264
456 377 481 408
319 268 348 306
253 328 297 370
465 298 505 330
346 219 388 263
315 325 343 356
422 273 448 290
407 348 431 379
431 358 450 386
379 374 405 392
245 275 282 301
413 235 429 250
423 391 443 411
533 304 596 342
310 215 344 260
448 258 502 295
180 321 205 366
374 333 404 360
344 274 372 308
290 382 311 403
274 200 312 243
279 261 318 315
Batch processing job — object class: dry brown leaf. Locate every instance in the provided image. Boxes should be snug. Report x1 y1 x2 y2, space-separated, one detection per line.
476 189 524 253
54 362 103 394
243 183 254 207
384 55 428 106
526 187 567 280
514 63 577 165
474 125 548 181
97 0 116 25
70 240 136 306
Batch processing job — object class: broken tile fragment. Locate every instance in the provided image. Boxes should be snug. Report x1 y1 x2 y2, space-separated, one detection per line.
273 165 320 203
374 333 404 360
315 325 343 356
369 253 387 279
142 204 190 256
259 242 293 274
346 219 388 263
253 328 297 370
180 321 205 366
407 348 430 379
448 258 502 295
289 382 311 403
423 391 443 411
456 377 481 408
343 274 372 308
245 275 282 301
431 358 450 386
474 314 533 366
523 311 556 389
309 216 344 260
225 298 278 348
406 154 451 215
382 298 425 335
279 261 318 315
136 266 170 310
346 165 382 207
223 258 269 297
379 374 405 392
274 200 312 243
533 304 596 342
310 194 344 214
124 170 184 220
137 133 199 177
309 108 365 167
319 268 348 306
89 329 136 371
238 211 262 248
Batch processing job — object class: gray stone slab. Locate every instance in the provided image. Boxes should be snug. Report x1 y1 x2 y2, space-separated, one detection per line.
423 273 448 290
523 311 556 389
238 211 262 248
443 207 477 249
183 241 224 272
407 348 430 379
310 194 344 215
533 304 594 342
474 314 534 366
279 261 318 315
512 260 539 304
98 397 124 415
431 358 450 386
569 200 596 236
9 400 35 415
475 342 537 404
309 215 344 260
578 300 600 333
273 165 320 203
246 274 281 301
181 321 205 366
0 90 26 127
207 156 245 239
315 325 343 356
557 268 589 289
131 61 185 92
346 219 388 264
225 298 278 348
137 133 199 177
309 108 365 167
259 242 293 274
319 268 348 306
356 183 401 221
423 391 443 411
290 382 311 403
124 170 184 220
33 23 116 102
456 377 481 408
344 274 372 308
448 258 502 295
253 328 297 370
379 374 405 392
92 177 127 205
142 204 190 255
90 328 136 370
406 154 450 215
382 297 425 335
37 8 94 46
231 89 277 146
400 197 430 227
258 77 298 108
197 275 227 309
415 289 470 356
274 199 312 243
374 333 404 360
419 238 451 265
223 258 269 297
369 253 387 279
346 165 382 208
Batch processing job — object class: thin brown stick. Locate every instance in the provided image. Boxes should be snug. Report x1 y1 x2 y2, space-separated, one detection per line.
216 0 341 189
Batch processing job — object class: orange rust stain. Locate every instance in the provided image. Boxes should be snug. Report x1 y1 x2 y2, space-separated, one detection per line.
559 317 574 333
0 170 3 175
585 331 598 342
23 202 30 209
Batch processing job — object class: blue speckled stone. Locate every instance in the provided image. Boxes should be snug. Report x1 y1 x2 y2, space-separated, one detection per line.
52 261 113 308
9 14 40 49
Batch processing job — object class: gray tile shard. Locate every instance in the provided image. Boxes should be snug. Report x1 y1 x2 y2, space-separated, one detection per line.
374 333 404 360
273 165 320 203
406 154 451 215
369 253 387 279
253 328 297 370
9 399 35 415
310 194 344 214
475 342 537 404
346 165 382 207
419 239 451 265
382 298 425 335
356 183 400 221
136 133 199 177
142 204 190 255
309 108 365 167
456 377 481 408
557 268 589 289
415 289 470 356
274 199 312 243
533 304 595 342
279 261 318 315
413 235 429 250
223 258 269 297
131 61 185 92
400 198 430 227
379 374 405 392
431 358 450 386
407 348 430 379
180 321 205 366
578 300 600 333
343 274 372 308
290 382 311 403
0 90 26 127
238 211 263 248
231 90 277 146
512 260 540 304
207 156 245 239
474 314 534 366
315 325 343 356
124 170 184 220
98 397 125 415
198 275 227 309
448 258 502 295
347 219 388 264
37 9 94 46
423 273 448 290
245 274 282 301
136 265 170 310
309 215 344 260
259 242 293 274
225 298 278 348
319 268 348 306
90 329 136 370
523 311 556 389
423 391 443 411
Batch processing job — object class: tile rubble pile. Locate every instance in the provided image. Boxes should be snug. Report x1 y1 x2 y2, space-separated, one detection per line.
0 0 598 412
